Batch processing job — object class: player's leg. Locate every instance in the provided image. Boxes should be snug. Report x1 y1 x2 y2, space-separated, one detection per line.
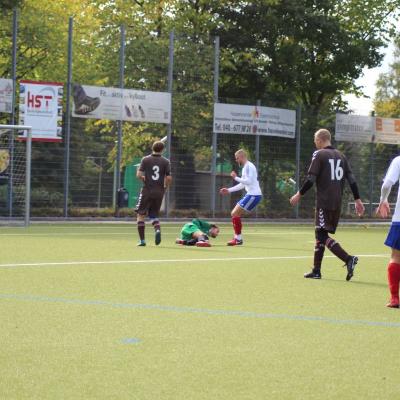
135 189 148 246
304 228 328 279
227 204 244 246
228 195 262 246
136 214 146 246
318 209 358 280
384 224 400 307
192 230 211 247
386 249 400 308
149 192 164 246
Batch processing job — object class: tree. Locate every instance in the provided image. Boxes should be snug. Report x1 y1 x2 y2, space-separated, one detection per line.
375 37 400 118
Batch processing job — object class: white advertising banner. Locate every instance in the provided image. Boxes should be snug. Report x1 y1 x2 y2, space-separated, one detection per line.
72 84 171 124
0 78 13 113
18 80 63 142
335 114 400 145
375 117 400 145
213 103 296 138
335 114 374 143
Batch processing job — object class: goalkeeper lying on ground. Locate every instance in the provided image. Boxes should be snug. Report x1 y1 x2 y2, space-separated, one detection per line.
176 219 220 247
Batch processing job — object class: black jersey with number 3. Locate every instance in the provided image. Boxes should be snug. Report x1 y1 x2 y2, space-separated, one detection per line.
139 154 171 191
308 146 352 210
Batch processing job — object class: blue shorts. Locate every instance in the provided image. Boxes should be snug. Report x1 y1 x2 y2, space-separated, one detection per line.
237 194 262 212
385 222 400 250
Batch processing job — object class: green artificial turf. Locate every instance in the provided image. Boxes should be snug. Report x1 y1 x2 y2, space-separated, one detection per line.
0 223 399 399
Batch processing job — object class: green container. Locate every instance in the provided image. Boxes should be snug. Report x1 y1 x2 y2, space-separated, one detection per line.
123 157 142 208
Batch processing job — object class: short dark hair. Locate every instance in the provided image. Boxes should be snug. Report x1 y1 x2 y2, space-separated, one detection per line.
152 141 165 153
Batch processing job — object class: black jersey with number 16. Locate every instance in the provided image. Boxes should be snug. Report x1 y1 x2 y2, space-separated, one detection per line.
139 154 171 191
308 146 353 211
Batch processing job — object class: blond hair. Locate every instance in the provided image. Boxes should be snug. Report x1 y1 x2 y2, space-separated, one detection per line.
315 129 331 142
235 149 247 158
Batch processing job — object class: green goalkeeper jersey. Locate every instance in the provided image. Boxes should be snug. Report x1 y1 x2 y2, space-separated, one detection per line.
180 219 212 240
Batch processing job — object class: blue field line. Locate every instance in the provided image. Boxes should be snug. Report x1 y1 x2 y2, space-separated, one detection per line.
0 292 399 329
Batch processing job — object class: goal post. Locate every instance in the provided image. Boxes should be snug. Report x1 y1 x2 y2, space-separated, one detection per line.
0 124 32 227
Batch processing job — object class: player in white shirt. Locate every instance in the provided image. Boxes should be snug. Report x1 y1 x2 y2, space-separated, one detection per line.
220 149 262 246
377 155 400 308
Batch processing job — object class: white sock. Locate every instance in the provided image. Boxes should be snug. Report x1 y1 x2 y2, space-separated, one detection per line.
235 234 242 240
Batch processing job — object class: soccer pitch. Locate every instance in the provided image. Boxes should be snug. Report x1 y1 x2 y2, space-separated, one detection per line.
1 223 399 399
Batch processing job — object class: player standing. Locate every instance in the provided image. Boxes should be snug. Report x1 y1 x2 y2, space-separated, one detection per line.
376 156 400 308
290 129 365 280
220 149 262 246
136 141 172 246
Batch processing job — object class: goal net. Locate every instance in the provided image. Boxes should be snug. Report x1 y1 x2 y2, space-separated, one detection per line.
0 125 32 226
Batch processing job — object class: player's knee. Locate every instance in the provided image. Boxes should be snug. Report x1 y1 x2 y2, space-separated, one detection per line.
315 228 328 244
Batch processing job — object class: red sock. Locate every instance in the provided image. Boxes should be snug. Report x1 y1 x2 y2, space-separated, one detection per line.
388 263 400 301
232 216 242 235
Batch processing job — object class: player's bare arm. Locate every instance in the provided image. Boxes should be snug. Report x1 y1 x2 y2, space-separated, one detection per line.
164 175 172 189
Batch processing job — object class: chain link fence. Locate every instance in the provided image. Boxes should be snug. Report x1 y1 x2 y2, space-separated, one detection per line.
0 11 397 221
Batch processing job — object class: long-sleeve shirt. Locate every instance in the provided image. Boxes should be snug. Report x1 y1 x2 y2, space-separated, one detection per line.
381 156 400 222
228 161 262 196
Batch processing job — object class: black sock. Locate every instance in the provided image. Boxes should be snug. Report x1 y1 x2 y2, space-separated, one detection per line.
313 241 325 271
138 221 145 241
152 219 160 231
326 238 350 263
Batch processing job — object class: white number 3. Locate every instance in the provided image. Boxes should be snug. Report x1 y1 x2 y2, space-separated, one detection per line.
328 159 344 181
152 165 160 180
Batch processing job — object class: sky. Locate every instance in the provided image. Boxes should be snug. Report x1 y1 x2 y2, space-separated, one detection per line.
343 41 395 116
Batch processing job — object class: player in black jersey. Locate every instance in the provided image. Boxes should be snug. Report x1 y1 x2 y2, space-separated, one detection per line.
290 129 365 280
136 141 172 246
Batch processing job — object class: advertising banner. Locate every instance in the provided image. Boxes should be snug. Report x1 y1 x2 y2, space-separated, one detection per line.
18 80 63 142
335 114 374 143
0 78 13 114
375 117 400 145
335 114 400 145
72 84 171 124
213 103 296 138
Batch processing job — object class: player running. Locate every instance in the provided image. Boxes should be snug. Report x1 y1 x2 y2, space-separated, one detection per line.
290 129 365 280
135 140 172 246
377 156 400 308
175 219 220 247
220 149 262 246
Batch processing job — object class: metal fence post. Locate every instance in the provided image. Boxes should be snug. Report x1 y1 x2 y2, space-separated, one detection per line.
166 30 174 217
8 8 18 217
211 36 220 218
25 128 32 227
115 24 125 214
368 111 376 218
63 16 73 218
255 99 261 218
295 104 302 219
369 142 375 217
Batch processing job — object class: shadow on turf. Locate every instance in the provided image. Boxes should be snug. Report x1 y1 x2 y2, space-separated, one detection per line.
323 278 387 288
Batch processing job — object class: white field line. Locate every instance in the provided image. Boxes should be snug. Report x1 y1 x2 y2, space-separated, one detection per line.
0 254 388 269
0 231 310 237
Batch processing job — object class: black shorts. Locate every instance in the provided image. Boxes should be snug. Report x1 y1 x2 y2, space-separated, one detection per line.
315 208 341 234
135 188 165 217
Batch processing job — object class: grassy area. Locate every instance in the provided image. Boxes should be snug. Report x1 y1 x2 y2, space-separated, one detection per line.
0 223 399 399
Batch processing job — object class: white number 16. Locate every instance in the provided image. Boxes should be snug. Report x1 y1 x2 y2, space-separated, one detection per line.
328 159 344 181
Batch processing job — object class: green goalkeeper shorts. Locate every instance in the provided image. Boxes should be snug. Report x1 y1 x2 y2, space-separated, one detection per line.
180 223 202 240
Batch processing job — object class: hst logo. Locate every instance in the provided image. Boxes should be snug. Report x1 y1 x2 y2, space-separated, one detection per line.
27 92 53 109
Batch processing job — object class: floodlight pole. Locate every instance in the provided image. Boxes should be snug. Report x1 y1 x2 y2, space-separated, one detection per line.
63 16 73 218
115 24 125 215
166 30 174 217
255 99 261 218
295 104 302 219
25 128 32 227
211 36 220 218
8 8 18 217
